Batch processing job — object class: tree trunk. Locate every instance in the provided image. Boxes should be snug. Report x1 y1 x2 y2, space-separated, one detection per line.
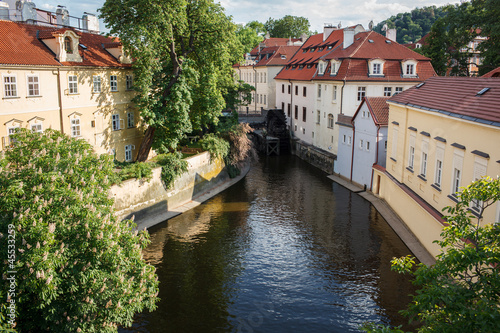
135 126 156 162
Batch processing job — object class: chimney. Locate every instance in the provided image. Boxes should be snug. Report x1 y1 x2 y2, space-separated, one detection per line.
323 24 335 41
0 1 9 20
386 28 397 42
16 0 36 22
82 12 99 33
343 28 355 49
56 5 69 26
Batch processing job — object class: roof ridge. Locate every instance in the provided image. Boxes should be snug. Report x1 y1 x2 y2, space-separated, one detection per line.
347 30 371 58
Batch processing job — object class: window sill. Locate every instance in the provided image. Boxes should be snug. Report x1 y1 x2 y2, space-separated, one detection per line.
468 207 482 218
3 96 20 100
418 174 427 182
431 183 441 192
406 167 414 173
447 194 459 204
390 157 397 162
26 95 42 98
67 93 80 96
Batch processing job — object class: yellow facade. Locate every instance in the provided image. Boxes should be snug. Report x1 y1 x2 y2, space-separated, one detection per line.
373 102 500 257
1 65 144 162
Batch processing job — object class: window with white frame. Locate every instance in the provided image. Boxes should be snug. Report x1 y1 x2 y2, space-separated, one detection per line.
369 59 385 76
70 118 80 137
357 87 366 101
330 60 341 75
402 60 418 77
3 75 17 97
343 134 346 144
125 144 135 162
332 86 337 102
27 75 40 96
366 141 370 151
391 127 398 160
126 75 133 90
31 123 42 133
384 140 387 152
471 157 488 211
112 114 121 131
110 75 118 92
316 110 320 124
318 61 326 75
7 126 19 144
395 87 403 95
359 139 364 149
408 132 416 169
406 64 415 75
373 63 381 75
68 75 78 94
348 136 352 145
127 112 135 128
434 143 445 187
384 87 392 97
451 150 464 196
93 76 101 93
420 139 429 178
318 84 322 98
264 95 266 105
327 114 334 129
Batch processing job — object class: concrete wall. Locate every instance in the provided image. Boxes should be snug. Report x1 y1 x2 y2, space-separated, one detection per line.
293 140 335 174
110 151 229 223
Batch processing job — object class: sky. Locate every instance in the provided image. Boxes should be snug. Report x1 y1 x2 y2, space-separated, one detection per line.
7 0 462 35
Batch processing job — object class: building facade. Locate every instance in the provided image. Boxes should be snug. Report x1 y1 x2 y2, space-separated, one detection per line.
0 12 143 161
372 77 500 257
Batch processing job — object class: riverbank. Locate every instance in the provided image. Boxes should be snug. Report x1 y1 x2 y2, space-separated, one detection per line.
327 174 436 267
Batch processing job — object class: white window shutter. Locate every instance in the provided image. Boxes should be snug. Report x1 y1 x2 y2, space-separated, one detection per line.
119 119 124 130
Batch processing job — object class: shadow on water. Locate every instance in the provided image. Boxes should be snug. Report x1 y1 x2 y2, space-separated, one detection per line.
120 155 418 333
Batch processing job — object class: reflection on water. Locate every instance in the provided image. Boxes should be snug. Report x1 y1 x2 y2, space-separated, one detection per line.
121 155 418 333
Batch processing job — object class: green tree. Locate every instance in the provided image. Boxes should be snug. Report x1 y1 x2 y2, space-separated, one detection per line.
99 0 244 161
0 129 159 332
235 23 264 54
362 177 500 333
264 15 310 38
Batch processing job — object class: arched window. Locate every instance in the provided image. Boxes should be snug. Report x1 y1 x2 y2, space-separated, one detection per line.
327 114 334 128
64 37 72 53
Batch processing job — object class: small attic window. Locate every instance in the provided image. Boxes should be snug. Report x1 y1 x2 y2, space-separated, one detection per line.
64 37 73 53
319 47 324 51
299 64 304 69
328 45 332 49
307 64 312 68
281 55 286 59
310 48 316 52
416 82 425 88
303 49 308 53
368 39 374 43
79 43 87 50
477 87 490 95
385 40 391 44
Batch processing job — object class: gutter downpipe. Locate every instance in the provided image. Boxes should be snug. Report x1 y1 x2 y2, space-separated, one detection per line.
349 119 355 182
289 79 293 135
339 79 346 114
56 68 64 134
252 66 258 113
370 124 381 192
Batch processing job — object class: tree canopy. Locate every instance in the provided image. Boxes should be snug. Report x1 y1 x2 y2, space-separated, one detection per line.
235 22 264 54
99 0 245 161
264 15 310 38
362 177 500 333
0 129 159 332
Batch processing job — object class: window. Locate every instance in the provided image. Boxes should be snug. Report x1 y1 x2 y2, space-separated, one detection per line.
3 75 17 97
281 102 284 112
7 126 19 144
127 112 135 128
125 144 135 162
282 84 285 93
126 75 133 90
332 86 337 102
93 76 101 93
112 114 121 131
373 63 381 75
472 157 488 211
302 128 306 135
287 104 291 117
359 139 364 149
31 123 42 133
303 86 307 97
318 84 322 98
452 168 461 194
384 87 392 97
434 143 445 187
71 118 80 137
384 140 387 152
331 62 336 74
406 64 415 75
327 114 334 129
391 127 398 160
348 136 352 145
409 146 415 169
421 152 428 177
68 75 78 94
366 141 370 151
294 105 298 120
318 61 326 75
342 134 346 144
64 36 73 53
110 75 118 92
288 85 291 94
264 73 266 83
302 107 306 122
395 87 403 95
316 110 320 124
295 85 298 95
264 95 266 105
27 75 39 96
451 150 464 196
357 87 366 101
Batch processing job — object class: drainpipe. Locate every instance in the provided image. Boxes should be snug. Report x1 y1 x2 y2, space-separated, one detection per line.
252 66 257 113
339 79 346 115
349 120 355 181
56 68 64 134
370 124 381 192
288 79 293 135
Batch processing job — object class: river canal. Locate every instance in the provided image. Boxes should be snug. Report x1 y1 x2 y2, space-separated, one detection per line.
121 155 418 333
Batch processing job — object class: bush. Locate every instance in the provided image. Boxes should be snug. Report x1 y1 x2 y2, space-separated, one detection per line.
155 152 189 189
117 162 153 182
0 129 159 332
199 133 230 161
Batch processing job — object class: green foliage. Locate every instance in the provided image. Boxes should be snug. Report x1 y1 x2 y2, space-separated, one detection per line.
373 177 500 332
155 152 189 189
373 6 447 44
199 133 230 161
360 322 408 333
264 15 311 38
100 0 245 156
117 162 154 182
0 129 159 332
236 22 264 54
224 80 254 112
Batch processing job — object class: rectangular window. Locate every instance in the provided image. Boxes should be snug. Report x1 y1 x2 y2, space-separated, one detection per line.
435 160 443 187
342 134 346 144
357 87 366 101
3 75 17 97
317 84 322 98
281 102 285 113
282 84 285 93
333 86 337 102
125 144 135 162
409 146 415 169
303 86 307 97
68 75 78 94
472 157 488 211
264 73 266 83
264 95 266 105
112 114 121 131
7 126 19 144
384 87 392 97
384 140 387 152
316 110 320 124
110 75 118 92
287 104 291 117
288 85 291 94
327 114 334 129
406 64 414 75
366 141 370 151
359 139 364 149
453 168 461 194
126 75 133 90
295 85 298 95
302 107 306 122
27 75 40 96
391 127 398 160
93 76 101 93
395 87 403 95
373 63 381 74
127 112 135 128
31 123 42 133
421 152 428 177
348 136 352 146
71 118 80 137
294 105 298 120
451 150 464 196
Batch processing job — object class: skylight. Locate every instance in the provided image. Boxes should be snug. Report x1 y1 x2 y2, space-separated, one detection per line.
416 82 425 88
79 43 88 50
477 87 490 95
385 40 391 44
368 39 374 43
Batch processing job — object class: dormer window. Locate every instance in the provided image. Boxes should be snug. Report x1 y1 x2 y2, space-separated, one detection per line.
330 60 341 75
402 59 418 78
318 61 326 75
368 59 385 77
64 37 73 54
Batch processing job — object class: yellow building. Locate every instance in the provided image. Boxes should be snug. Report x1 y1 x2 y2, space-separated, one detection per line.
0 18 144 162
372 77 500 257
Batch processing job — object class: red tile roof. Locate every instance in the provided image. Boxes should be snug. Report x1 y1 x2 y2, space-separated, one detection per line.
353 97 390 126
389 76 500 126
0 19 130 68
249 37 302 56
275 29 436 82
482 67 500 78
254 45 301 67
